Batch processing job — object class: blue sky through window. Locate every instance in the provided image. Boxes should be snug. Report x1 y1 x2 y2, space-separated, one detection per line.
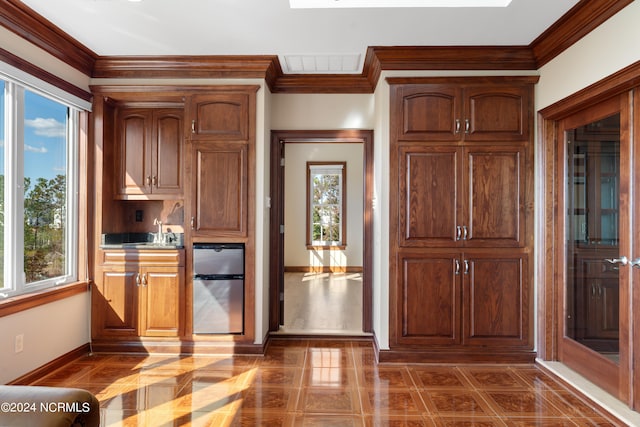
0 84 67 183
24 90 67 182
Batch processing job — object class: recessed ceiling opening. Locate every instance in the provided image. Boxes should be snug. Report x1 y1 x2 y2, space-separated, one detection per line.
290 0 513 8
280 54 362 74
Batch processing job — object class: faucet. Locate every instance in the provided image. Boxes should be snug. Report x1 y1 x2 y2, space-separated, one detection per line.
153 218 164 245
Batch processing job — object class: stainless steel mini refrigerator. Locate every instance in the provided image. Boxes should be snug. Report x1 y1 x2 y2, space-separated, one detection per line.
192 243 244 334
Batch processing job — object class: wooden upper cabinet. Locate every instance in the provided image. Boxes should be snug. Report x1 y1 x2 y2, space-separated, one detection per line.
398 144 525 248
397 85 462 142
465 146 525 247
391 80 532 142
398 145 461 247
191 143 248 237
116 109 151 197
187 93 251 141
465 86 529 142
153 110 184 196
115 108 183 199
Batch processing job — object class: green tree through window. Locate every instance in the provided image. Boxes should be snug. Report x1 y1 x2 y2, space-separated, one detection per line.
307 162 346 247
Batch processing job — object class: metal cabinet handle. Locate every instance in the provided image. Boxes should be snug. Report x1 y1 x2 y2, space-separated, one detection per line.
465 119 470 134
605 256 628 266
191 119 196 133
464 260 470 275
142 273 147 287
456 226 462 241
191 216 195 230
152 176 158 187
462 226 468 241
455 119 461 134
146 176 151 186
135 273 141 287
455 259 460 275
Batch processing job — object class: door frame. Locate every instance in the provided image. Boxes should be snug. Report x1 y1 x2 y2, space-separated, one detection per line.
269 130 374 333
538 62 640 409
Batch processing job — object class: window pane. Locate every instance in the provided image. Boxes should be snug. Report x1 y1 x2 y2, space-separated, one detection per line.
23 90 68 284
0 80 4 288
308 163 345 245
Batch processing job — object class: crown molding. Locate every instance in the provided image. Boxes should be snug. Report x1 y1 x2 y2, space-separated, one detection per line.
530 0 632 68
370 46 537 71
0 0 631 94
0 0 97 76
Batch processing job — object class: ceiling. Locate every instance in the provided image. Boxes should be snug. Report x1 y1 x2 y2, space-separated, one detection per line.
19 0 580 74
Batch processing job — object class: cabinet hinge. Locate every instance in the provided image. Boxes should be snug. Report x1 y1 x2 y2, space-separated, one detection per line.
280 224 285 234
280 158 285 167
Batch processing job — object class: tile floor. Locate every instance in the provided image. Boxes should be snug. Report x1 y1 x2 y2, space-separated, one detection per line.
30 339 626 426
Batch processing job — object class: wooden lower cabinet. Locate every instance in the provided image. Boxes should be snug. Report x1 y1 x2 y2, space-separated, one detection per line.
92 251 184 339
393 250 531 360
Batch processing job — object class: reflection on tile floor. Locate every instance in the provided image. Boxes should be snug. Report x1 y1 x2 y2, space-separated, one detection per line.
31 339 625 426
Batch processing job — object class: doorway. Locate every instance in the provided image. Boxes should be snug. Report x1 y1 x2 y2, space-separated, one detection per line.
269 130 373 334
558 95 629 398
539 64 640 412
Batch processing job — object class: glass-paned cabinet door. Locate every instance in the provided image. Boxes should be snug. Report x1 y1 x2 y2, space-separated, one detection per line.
567 114 620 247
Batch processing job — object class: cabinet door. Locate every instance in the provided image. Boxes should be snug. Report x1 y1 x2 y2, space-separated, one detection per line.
587 278 620 341
463 253 529 347
191 143 247 236
188 93 251 141
93 268 139 338
116 109 152 196
139 267 183 337
396 253 461 345
392 85 462 142
465 146 525 247
152 109 183 196
464 85 530 142
398 145 462 247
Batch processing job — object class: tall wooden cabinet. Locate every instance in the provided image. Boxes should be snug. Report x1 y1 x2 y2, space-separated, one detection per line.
185 88 257 239
387 77 537 362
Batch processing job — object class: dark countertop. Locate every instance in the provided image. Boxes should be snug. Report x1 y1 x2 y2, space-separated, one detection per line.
100 232 185 249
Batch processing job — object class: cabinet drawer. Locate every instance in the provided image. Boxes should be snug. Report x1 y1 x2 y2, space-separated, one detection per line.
101 250 185 266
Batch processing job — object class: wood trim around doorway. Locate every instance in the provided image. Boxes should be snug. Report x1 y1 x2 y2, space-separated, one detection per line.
538 60 640 409
269 130 374 333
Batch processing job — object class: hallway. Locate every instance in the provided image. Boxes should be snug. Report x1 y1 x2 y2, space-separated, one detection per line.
279 272 364 335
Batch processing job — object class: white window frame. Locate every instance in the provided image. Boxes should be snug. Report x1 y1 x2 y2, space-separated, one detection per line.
1 77 80 298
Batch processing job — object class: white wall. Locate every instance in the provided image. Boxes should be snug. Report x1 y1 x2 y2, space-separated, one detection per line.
283 143 364 268
271 94 375 130
0 293 90 384
256 85 271 344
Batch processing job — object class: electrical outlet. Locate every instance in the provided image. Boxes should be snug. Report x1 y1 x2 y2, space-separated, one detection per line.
15 334 24 353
